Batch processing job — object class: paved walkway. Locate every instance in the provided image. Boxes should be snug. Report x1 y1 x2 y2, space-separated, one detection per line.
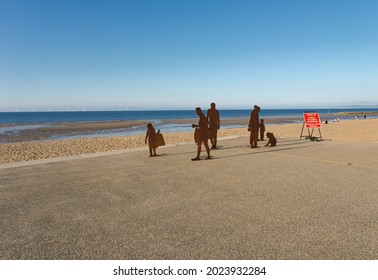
1 137 377 259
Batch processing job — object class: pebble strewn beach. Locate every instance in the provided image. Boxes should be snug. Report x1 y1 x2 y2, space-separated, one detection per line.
1 119 377 164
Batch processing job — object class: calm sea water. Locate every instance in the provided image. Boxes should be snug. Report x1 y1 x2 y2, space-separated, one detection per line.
0 108 377 142
1 108 377 125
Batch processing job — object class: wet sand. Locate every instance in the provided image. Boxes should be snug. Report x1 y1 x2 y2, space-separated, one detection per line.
0 120 148 143
0 116 304 143
1 118 377 164
163 116 302 126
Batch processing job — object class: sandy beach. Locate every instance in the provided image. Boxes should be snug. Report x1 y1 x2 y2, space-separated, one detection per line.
1 118 377 259
1 118 377 164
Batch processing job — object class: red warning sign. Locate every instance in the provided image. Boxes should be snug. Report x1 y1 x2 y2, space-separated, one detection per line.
303 112 321 128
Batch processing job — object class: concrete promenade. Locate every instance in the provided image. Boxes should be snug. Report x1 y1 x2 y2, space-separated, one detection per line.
1 137 377 259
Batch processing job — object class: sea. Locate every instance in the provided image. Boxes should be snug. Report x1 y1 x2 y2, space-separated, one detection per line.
0 108 377 142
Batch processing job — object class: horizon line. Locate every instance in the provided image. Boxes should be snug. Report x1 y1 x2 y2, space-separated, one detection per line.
1 105 378 113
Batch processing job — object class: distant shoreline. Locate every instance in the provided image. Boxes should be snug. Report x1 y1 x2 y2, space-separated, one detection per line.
335 111 378 115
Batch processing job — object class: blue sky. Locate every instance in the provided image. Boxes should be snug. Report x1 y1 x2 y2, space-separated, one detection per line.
1 0 378 111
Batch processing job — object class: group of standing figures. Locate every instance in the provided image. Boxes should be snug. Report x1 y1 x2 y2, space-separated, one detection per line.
191 103 277 160
146 103 277 159
191 103 220 160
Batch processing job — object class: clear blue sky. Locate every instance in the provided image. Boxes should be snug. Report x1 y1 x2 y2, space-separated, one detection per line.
1 0 378 111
